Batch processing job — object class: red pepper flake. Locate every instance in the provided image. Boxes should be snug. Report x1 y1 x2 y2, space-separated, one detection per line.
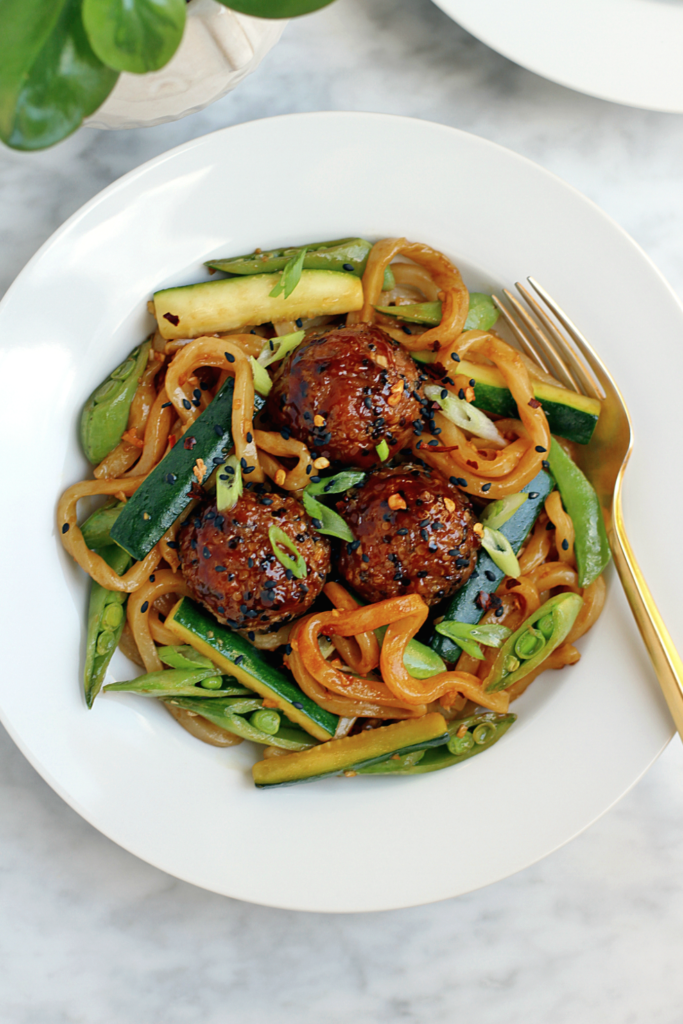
528 398 541 408
163 312 180 326
476 590 492 611
168 434 177 448
183 435 197 450
506 578 520 589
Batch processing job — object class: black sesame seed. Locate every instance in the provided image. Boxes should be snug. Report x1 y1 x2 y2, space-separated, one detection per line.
362 553 370 563
528 491 539 499
161 401 172 409
542 460 550 471
280 427 291 440
451 353 461 362
440 389 448 399
166 472 177 484
140 601 149 613
224 352 235 363
312 518 323 529
234 654 245 665
285 569 294 581
244 466 255 475
248 631 256 641
149 574 155 582
562 538 569 550
202 546 210 559
482 483 492 493
535 445 547 453
295 318 303 328
246 432 253 443
495 607 505 617
397 528 409 536
292 701 304 709
166 540 178 549
402 325 412 335
342 263 354 272
182 398 191 410
484 570 496 581
456 558 470 568
458 389 466 400
62 523 70 534
416 570 429 578
215 565 226 572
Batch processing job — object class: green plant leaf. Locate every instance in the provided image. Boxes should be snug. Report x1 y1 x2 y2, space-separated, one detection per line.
0 0 67 142
82 0 186 74
216 0 335 16
1 0 119 151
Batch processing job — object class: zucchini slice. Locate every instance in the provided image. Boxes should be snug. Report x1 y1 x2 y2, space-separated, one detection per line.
252 713 450 787
430 470 554 662
110 379 264 561
154 270 363 340
165 598 338 741
458 358 601 445
357 712 516 774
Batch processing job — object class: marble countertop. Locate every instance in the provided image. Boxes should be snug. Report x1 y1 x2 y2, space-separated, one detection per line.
3 0 683 1020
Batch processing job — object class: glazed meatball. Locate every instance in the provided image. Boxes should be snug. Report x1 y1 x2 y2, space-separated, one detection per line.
266 324 424 465
179 490 331 631
337 465 480 607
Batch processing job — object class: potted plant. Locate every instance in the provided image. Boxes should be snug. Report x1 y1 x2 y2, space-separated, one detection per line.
0 0 335 150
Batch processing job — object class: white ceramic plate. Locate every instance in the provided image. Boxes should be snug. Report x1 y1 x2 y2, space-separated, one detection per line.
0 113 678 913
433 0 683 112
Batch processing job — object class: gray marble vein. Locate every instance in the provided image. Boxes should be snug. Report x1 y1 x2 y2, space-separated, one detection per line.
3 0 683 1020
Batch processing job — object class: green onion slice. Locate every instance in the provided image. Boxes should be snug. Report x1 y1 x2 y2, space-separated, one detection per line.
480 492 528 531
268 525 307 579
269 247 308 299
481 526 521 578
257 330 305 368
423 384 505 446
301 470 365 542
435 620 512 661
302 490 354 542
376 439 390 461
216 454 243 513
306 470 366 497
249 356 272 396
158 645 217 671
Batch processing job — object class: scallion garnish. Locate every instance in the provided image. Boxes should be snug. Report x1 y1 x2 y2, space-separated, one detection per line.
480 492 528 531
249 356 273 396
216 454 242 512
257 330 305 368
423 384 505 445
480 526 521 578
302 470 365 542
435 620 512 660
269 247 308 299
268 525 307 579
375 439 390 461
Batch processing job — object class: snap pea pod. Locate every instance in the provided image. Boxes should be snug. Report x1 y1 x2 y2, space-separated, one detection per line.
84 544 132 708
357 712 516 774
205 237 372 277
80 501 125 550
164 696 318 750
547 438 611 587
104 668 253 698
157 645 227 673
374 292 499 331
485 592 583 692
80 340 151 465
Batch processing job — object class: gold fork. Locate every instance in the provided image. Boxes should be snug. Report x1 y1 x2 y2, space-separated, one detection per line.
492 278 683 738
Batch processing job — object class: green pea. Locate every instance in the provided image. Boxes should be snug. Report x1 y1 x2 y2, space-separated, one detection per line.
447 730 475 756
537 613 555 640
473 723 497 745
250 709 281 735
514 627 546 660
96 630 116 656
199 676 224 689
101 602 124 631
504 654 521 674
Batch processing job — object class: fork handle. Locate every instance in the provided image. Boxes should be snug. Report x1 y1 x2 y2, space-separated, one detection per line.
611 479 683 738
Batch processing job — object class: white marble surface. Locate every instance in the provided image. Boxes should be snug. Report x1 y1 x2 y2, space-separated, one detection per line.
3 0 683 1019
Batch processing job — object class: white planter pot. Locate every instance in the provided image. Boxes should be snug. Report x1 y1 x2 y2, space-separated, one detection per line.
85 0 286 130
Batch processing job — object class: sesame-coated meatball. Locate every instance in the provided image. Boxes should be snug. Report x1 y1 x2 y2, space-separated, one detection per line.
178 491 331 631
266 324 424 465
336 465 480 607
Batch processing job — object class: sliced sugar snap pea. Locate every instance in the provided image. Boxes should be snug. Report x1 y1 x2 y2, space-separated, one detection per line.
84 543 132 708
164 697 317 750
205 238 372 277
80 501 125 550
80 341 151 464
104 668 254 698
485 592 583 692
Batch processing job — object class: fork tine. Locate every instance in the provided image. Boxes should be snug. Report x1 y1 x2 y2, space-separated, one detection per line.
502 287 580 392
492 294 553 376
526 278 606 401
